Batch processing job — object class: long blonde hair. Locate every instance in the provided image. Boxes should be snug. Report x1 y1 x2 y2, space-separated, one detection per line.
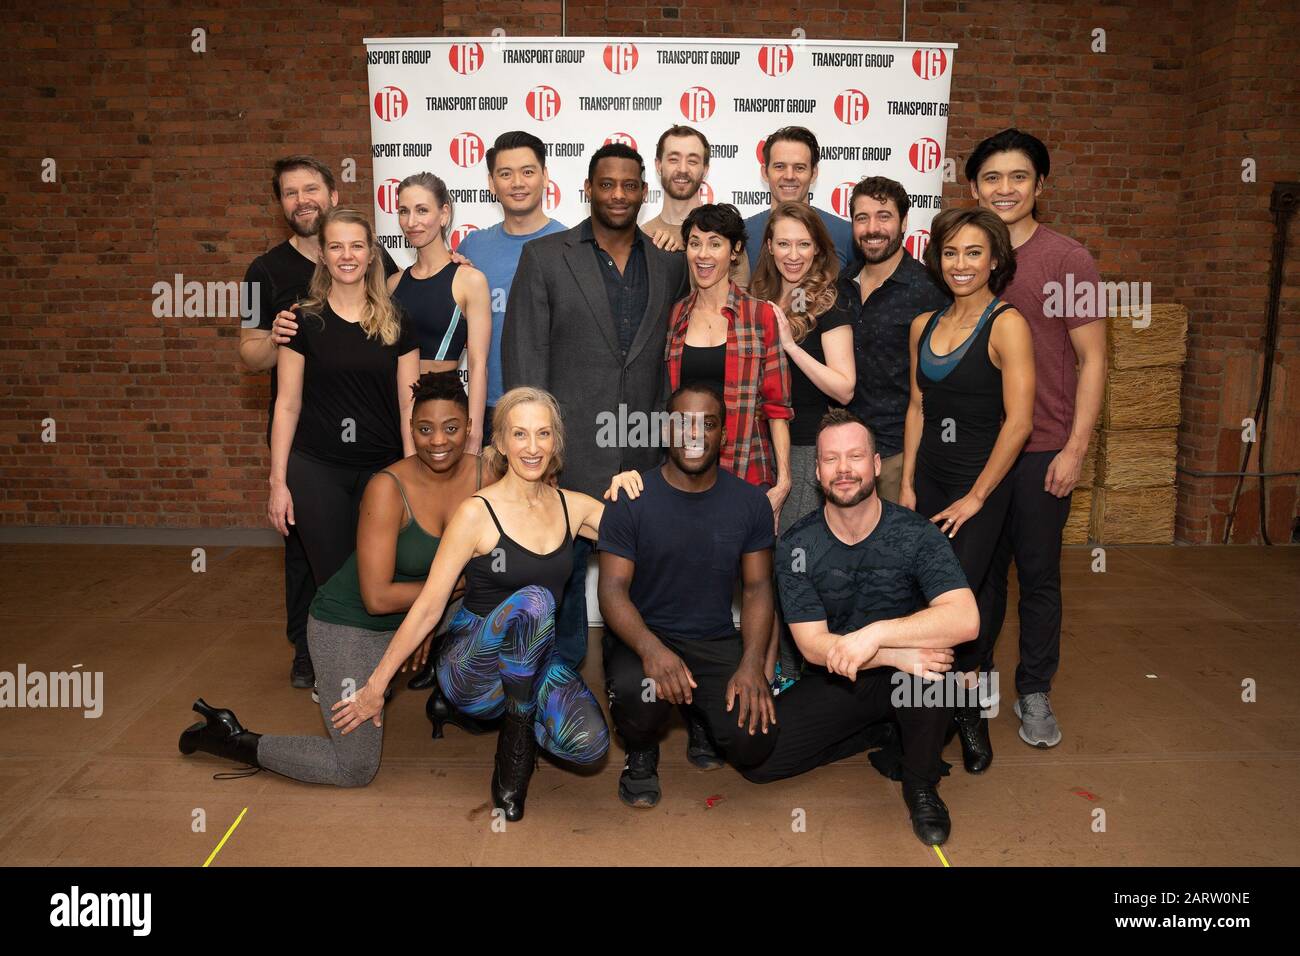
298 207 402 346
482 387 567 485
749 201 840 343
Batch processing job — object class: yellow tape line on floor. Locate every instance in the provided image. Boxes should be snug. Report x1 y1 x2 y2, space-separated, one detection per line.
202 807 248 867
932 845 950 867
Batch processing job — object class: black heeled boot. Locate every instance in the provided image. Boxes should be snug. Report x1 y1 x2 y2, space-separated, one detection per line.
945 704 993 774
426 674 499 739
490 710 537 822
407 656 437 690
178 698 261 767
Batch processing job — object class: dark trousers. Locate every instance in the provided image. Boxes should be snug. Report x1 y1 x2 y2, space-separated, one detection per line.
977 449 1071 695
555 536 593 667
913 467 1014 674
283 521 315 647
743 667 951 788
603 630 777 769
285 449 385 590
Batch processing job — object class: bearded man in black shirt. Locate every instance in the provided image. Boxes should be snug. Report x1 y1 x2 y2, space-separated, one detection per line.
744 408 979 846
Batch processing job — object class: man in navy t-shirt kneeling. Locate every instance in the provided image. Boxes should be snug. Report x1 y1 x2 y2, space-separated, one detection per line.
744 409 979 846
598 383 778 809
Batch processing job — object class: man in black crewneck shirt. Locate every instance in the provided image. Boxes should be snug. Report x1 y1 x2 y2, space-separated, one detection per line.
238 155 398 689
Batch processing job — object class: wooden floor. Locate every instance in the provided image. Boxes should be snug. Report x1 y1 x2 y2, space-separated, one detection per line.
0 543 1296 867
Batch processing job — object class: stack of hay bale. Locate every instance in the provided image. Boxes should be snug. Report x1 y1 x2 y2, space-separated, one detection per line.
1079 303 1188 544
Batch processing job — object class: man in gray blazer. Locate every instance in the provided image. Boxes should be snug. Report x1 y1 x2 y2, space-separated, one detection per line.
503 143 688 667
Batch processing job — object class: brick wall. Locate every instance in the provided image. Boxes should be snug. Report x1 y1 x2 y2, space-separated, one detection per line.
1 0 1296 541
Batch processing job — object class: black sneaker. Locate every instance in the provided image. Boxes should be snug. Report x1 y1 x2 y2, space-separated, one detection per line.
902 781 951 846
618 747 661 809
290 648 315 689
686 713 724 770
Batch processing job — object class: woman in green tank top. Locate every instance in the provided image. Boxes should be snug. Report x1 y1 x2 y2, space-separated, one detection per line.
179 372 490 785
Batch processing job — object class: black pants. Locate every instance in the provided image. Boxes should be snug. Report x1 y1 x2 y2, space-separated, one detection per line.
913 467 1014 674
283 522 315 647
743 667 951 788
603 630 776 769
555 537 592 668
976 449 1071 695
285 449 386 589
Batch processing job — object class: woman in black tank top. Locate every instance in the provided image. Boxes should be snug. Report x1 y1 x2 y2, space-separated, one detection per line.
333 386 637 821
902 208 1036 774
387 173 493 457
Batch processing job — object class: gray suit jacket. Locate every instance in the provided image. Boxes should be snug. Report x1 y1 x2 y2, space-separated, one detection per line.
502 219 688 497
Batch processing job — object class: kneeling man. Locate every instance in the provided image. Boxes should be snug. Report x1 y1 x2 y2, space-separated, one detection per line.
743 409 978 845
598 383 778 808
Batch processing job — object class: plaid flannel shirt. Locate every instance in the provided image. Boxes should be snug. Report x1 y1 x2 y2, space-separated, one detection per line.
665 282 793 487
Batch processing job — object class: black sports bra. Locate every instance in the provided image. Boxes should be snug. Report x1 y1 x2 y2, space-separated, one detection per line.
461 491 574 616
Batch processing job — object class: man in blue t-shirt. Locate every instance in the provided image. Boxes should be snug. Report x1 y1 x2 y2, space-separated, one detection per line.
455 131 566 438
743 126 858 275
598 383 778 809
743 408 980 847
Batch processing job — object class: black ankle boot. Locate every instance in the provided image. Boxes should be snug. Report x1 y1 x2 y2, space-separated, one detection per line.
426 674 498 739
946 704 993 774
491 710 537 822
407 656 437 690
178 698 261 767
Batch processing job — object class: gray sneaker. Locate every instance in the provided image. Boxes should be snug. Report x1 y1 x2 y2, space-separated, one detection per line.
1014 693 1062 748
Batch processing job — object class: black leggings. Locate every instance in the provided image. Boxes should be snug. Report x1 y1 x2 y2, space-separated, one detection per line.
285 449 387 588
913 467 1013 674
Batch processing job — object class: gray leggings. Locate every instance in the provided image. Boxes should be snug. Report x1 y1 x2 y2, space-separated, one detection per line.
258 605 458 787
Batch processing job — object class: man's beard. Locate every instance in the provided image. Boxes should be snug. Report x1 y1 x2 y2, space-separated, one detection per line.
663 173 702 202
818 472 876 508
858 230 903 264
287 205 324 238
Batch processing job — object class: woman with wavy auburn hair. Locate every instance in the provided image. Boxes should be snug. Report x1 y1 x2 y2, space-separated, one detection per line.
267 206 420 683
331 387 632 821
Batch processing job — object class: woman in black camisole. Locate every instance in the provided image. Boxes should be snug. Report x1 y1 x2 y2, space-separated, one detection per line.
901 208 1035 775
333 386 631 820
387 172 492 456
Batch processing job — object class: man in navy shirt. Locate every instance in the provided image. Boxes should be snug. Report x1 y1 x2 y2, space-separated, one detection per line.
598 383 777 808
745 409 979 846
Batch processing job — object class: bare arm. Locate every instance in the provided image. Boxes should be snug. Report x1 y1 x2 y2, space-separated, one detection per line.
1047 320 1107 496
456 267 492 456
900 313 930 509
820 587 980 678
396 349 419 459
267 347 304 534
355 473 428 616
240 328 279 372
781 323 856 405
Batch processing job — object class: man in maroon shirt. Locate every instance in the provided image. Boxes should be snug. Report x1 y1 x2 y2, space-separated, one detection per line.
966 129 1107 750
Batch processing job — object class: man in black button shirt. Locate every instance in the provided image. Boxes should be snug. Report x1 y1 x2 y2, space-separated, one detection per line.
841 177 950 503
503 143 688 669
598 384 777 808
744 409 979 846
238 156 398 689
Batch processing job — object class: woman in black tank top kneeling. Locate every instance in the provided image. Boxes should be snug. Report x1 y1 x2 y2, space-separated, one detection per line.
333 386 625 820
901 208 1036 775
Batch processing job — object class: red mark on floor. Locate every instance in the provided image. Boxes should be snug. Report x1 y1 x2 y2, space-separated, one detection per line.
1071 787 1099 802
705 794 724 809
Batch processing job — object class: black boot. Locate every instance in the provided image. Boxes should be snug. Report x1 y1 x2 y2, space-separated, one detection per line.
290 638 314 689
946 704 993 774
902 780 951 846
178 698 261 767
490 710 537 822
685 711 724 770
407 655 437 690
426 674 498 739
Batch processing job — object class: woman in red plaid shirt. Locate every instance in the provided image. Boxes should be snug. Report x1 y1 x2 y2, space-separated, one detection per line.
665 203 794 522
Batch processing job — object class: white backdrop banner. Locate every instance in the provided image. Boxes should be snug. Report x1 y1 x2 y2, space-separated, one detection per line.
364 36 956 265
